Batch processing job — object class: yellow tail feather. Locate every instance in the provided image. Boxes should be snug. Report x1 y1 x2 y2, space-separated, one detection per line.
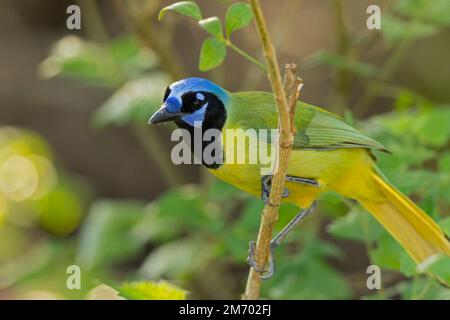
358 172 450 263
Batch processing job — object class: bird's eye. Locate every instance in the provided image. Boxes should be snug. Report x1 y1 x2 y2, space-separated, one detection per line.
192 92 205 110
181 91 206 113
192 92 205 109
193 99 201 107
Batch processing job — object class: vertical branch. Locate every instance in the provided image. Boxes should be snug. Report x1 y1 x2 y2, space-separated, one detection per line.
243 0 303 300
331 0 352 115
121 0 187 187
285 64 303 137
125 1 186 80
81 0 185 188
353 38 411 117
77 0 110 42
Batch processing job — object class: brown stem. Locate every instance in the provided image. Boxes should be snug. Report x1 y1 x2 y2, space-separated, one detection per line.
124 0 186 81
331 0 352 115
121 0 188 188
243 0 303 300
354 38 411 117
76 0 110 42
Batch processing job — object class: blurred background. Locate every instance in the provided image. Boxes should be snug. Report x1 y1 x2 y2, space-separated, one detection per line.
1 0 450 299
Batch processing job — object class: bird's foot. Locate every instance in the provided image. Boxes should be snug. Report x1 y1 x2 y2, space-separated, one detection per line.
246 203 317 280
247 240 277 280
261 175 290 204
261 175 320 204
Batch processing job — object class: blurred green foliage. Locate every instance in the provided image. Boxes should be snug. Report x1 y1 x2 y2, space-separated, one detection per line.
119 280 187 300
2 0 450 300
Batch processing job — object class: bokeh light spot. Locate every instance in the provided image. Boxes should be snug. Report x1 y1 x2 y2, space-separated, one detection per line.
0 155 39 201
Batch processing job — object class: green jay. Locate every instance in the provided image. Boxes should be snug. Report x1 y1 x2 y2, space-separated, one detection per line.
149 77 450 279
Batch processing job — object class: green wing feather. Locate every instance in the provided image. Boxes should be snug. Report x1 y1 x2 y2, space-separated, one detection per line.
228 92 387 152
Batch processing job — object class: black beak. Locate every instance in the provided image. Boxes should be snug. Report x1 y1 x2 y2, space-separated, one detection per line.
148 106 182 125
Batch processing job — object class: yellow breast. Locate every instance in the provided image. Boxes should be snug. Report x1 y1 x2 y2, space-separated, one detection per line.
209 143 378 209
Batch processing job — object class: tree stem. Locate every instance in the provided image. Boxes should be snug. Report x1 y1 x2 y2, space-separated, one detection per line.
125 0 186 80
243 0 303 300
354 39 411 117
123 1 188 188
331 0 352 115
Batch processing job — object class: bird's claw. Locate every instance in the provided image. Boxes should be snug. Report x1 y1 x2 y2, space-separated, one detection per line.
261 175 290 204
246 203 317 280
247 241 265 273
247 240 277 279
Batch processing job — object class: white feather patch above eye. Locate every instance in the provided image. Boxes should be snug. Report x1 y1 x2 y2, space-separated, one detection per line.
196 92 205 101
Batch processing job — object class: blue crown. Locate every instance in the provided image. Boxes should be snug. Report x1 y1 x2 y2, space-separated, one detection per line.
168 78 229 109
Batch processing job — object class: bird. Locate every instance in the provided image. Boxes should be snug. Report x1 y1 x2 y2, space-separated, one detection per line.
148 77 450 279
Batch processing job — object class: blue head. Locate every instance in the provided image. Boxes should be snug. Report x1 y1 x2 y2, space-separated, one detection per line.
148 78 229 129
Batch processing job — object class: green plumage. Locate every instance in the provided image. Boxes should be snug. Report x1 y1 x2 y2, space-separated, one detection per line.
148 78 450 273
227 92 388 152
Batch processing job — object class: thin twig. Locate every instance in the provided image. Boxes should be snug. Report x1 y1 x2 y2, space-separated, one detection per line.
331 0 352 115
77 0 110 42
226 41 268 71
353 38 411 117
125 0 186 80
119 0 189 187
243 0 303 300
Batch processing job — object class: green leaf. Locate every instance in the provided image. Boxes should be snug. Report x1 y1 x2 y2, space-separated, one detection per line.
388 170 437 196
225 198 262 260
141 185 226 243
93 74 169 127
394 0 450 27
265 258 351 299
438 152 450 173
304 51 377 77
381 14 437 45
38 36 120 86
76 200 147 270
320 192 349 218
370 233 403 271
398 278 450 300
138 239 213 279
157 185 219 234
418 254 450 286
394 89 431 111
225 2 253 37
415 108 450 147
207 179 242 201
109 37 157 78
119 280 187 300
400 252 417 277
159 1 202 21
382 144 435 172
260 231 348 299
198 38 226 71
38 36 155 86
199 17 224 39
327 208 383 242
